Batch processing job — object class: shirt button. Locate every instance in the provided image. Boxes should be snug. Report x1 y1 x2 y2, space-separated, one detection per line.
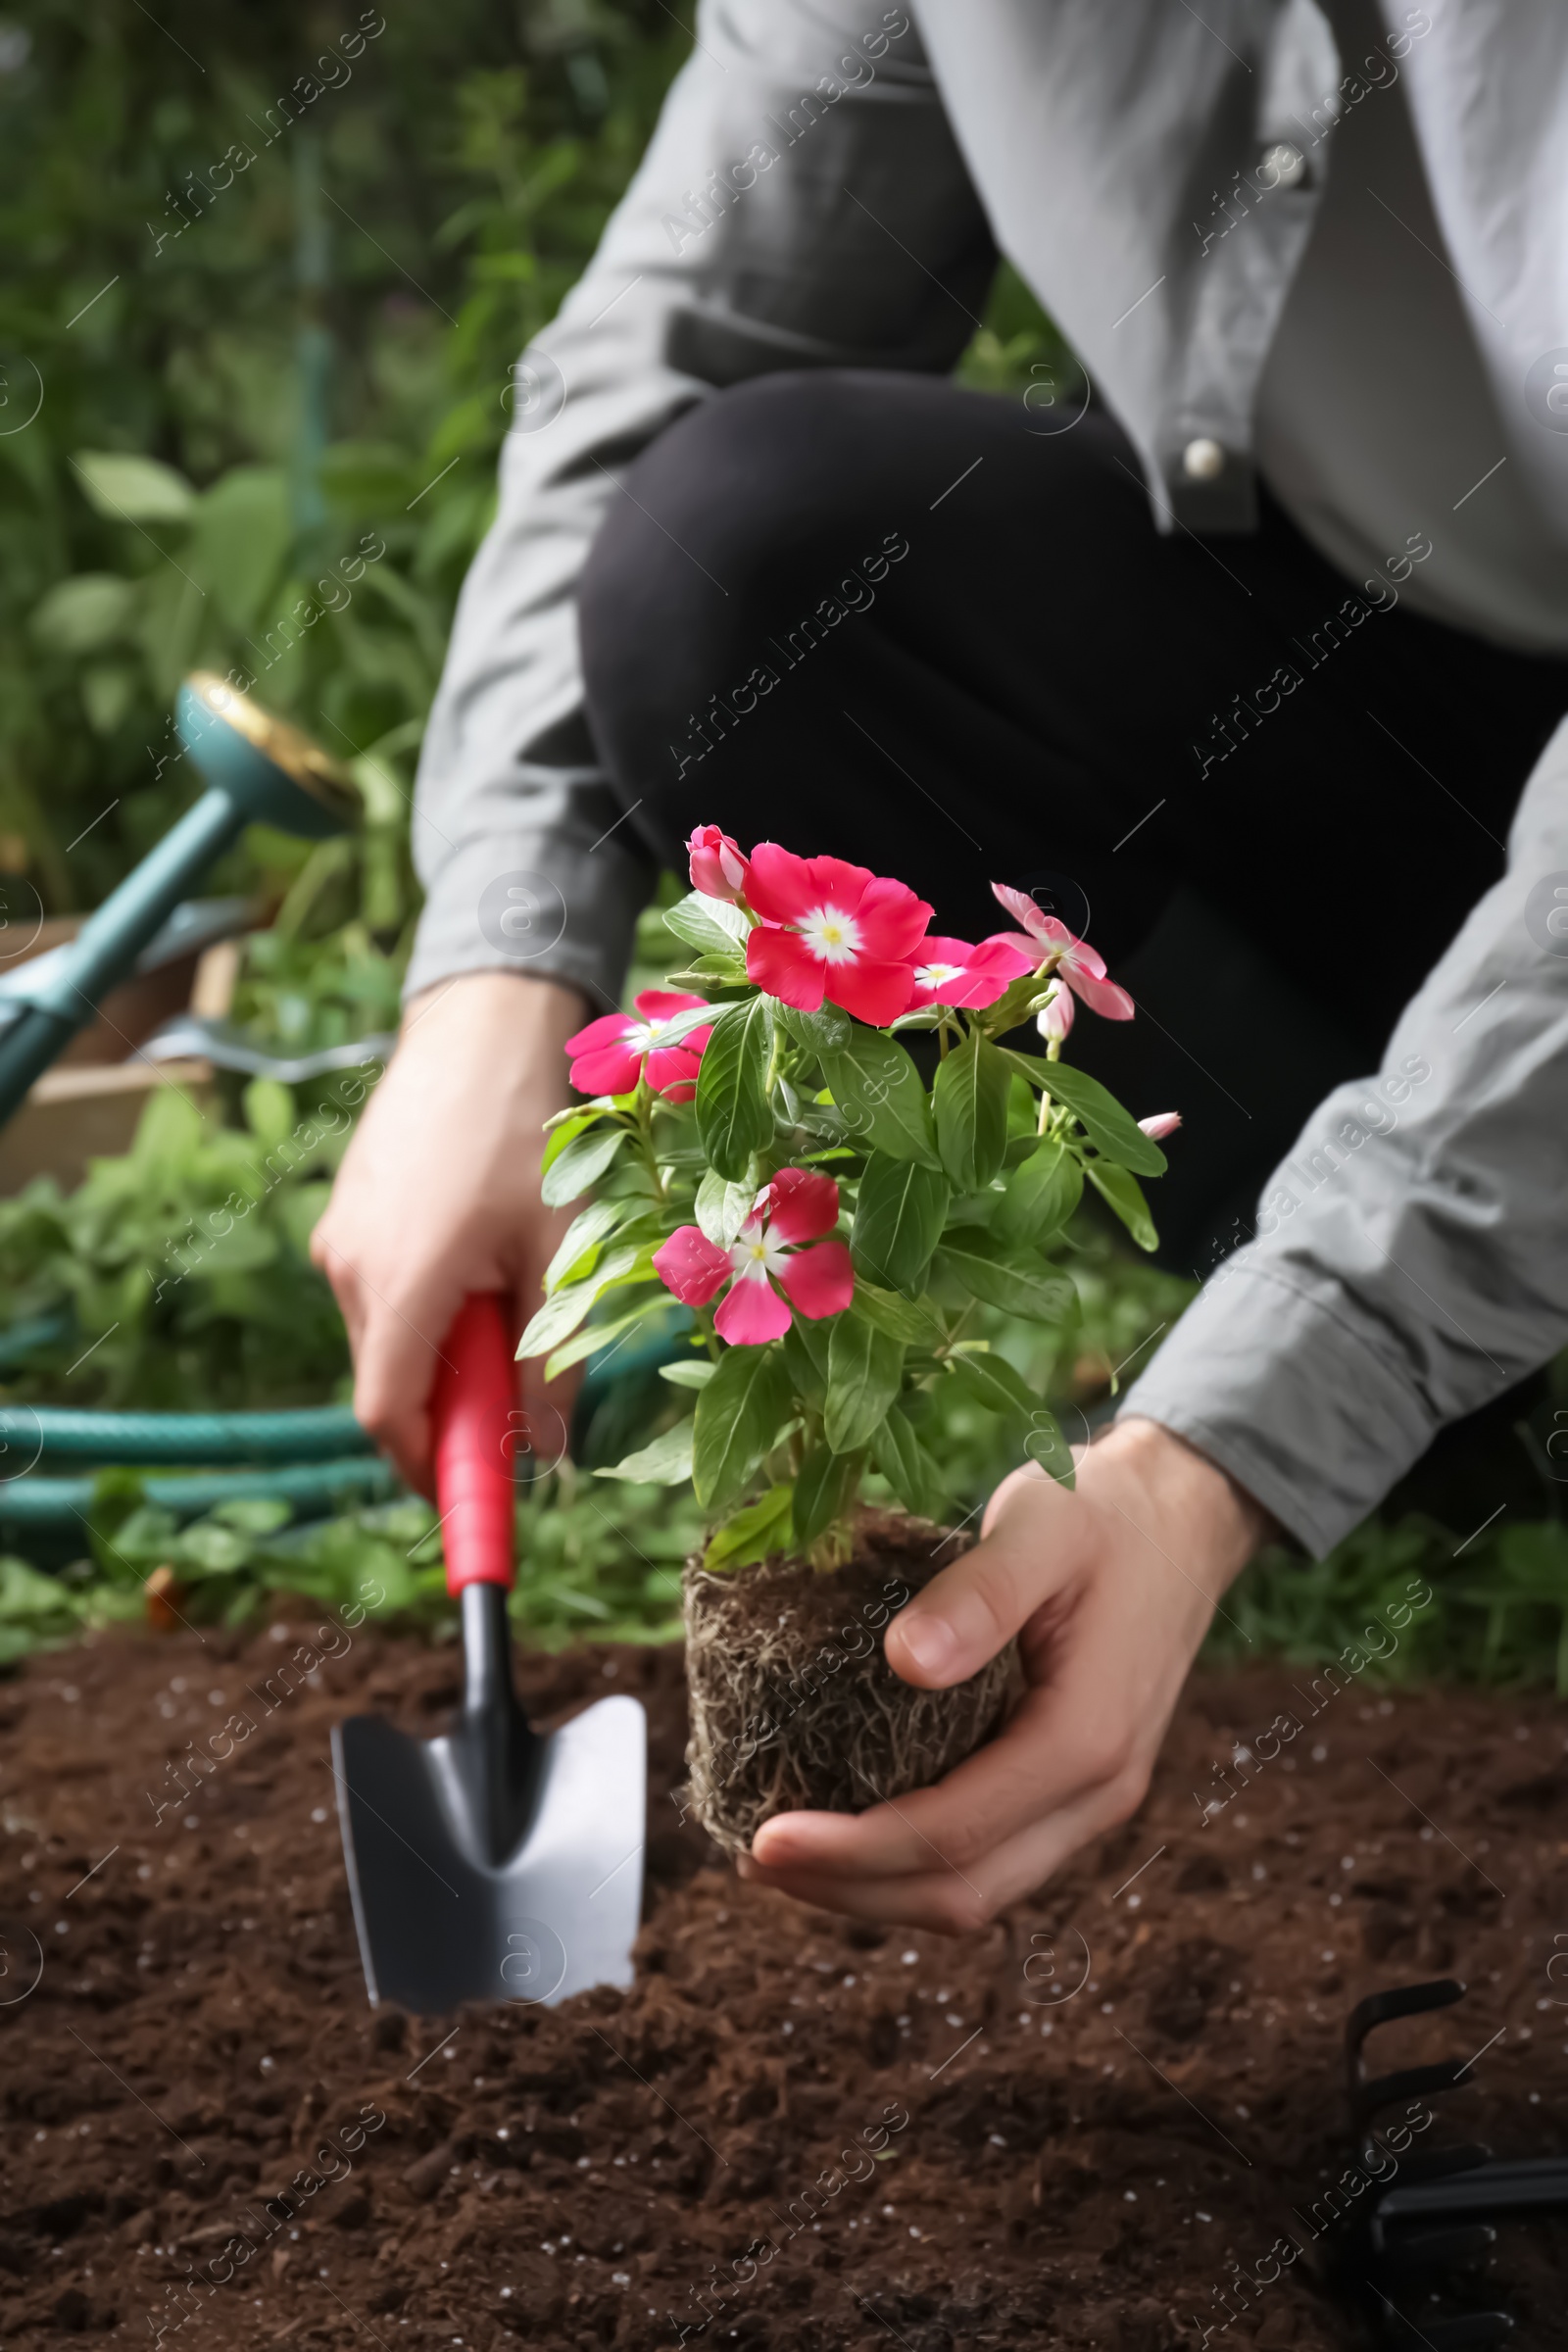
1182 437 1226 482
1261 141 1306 189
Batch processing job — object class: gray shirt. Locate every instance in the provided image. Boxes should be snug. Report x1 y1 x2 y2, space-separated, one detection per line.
410 0 1568 1556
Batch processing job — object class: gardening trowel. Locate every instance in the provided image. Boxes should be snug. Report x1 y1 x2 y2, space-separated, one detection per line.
332 1293 647 2013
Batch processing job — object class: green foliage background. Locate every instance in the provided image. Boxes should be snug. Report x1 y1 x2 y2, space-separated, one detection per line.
1 0 698 918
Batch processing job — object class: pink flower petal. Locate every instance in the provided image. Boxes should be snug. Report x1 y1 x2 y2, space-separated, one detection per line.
1059 932 1107 982
973 934 1037 974
824 956 917 1026
746 923 827 1010
777 1240 855 1321
990 881 1054 941
1064 966 1136 1020
853 874 934 961
653 1226 730 1306
644 1044 704 1096
801 853 875 910
634 989 710 1019
564 1011 634 1056
568 1042 645 1095
745 843 821 926
1138 1110 1182 1140
765 1166 840 1247
714 1272 793 1345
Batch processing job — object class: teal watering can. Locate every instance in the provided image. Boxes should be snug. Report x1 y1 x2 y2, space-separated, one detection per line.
0 674 358 1130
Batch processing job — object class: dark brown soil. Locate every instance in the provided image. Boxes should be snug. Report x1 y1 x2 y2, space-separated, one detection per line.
4 1615 1568 2351
682 1514 1012 1854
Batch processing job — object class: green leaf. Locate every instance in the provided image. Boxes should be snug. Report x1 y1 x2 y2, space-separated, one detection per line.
80 662 138 736
516 1244 652 1357
975 967 1052 1037
696 1166 757 1249
703 1482 795 1571
543 1297 669 1380
851 1153 950 1298
794 1444 863 1547
1022 1404 1077 1490
781 1317 829 1406
540 1120 628 1207
1086 1160 1159 1252
936 1232 1078 1324
543 1203 653 1298
693 1344 790 1511
948 1349 1040 1418
933 1027 1010 1191
72 449 195 523
660 1358 716 1390
544 1197 632 1293
995 1134 1084 1245
821 1031 940 1169
675 953 749 984
1003 1054 1167 1177
853 1282 943 1347
663 890 750 956
824 1310 905 1455
29 573 138 657
695 999 774 1182
192 465 291 629
873 1404 938 1517
776 1001 852 1055
596 1422 695 1485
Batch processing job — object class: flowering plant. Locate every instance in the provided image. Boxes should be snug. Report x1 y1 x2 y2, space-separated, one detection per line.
518 830 1176 1571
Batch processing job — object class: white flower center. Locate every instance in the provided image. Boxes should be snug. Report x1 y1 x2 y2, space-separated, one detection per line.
796 903 862 965
625 1017 665 1051
729 1227 789 1280
915 961 964 987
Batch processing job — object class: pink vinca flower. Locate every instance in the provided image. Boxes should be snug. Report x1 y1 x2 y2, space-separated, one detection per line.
745 845 933 1026
908 934 1034 1010
652 1168 854 1346
565 991 712 1102
990 882 1135 1020
687 824 751 903
1138 1111 1182 1141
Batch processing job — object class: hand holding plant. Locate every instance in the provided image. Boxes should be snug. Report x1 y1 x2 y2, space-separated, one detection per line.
518 826 1182 1851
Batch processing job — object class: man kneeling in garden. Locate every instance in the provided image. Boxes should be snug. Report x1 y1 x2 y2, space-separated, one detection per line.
315 0 1568 1928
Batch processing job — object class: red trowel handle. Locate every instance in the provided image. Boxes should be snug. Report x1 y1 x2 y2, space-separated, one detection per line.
431 1292 517 1595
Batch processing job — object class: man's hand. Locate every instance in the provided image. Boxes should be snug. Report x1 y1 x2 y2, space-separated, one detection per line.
311 969 585 1496
738 1417 1271 1930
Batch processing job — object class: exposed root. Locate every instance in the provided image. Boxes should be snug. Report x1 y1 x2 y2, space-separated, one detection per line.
681 1510 1014 1855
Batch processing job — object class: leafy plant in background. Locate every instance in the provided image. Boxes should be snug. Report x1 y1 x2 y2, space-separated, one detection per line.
0 0 692 915
0 1076 353 1407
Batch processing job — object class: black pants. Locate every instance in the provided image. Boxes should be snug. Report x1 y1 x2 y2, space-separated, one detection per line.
577 372 1568 1277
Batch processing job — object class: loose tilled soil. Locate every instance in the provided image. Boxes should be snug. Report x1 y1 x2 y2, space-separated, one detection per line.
4 1617 1568 2351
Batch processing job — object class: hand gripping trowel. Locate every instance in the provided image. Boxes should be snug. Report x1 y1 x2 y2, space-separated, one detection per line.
332 1293 647 2013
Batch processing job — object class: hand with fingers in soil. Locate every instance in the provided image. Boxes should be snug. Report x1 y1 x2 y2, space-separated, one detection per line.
737 1413 1273 1931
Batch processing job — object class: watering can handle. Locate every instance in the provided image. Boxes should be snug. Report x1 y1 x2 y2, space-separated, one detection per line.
431 1293 517 1595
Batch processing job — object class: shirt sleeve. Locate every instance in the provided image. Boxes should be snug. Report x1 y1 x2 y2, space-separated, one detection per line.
405 0 995 1009
1120 713 1568 1557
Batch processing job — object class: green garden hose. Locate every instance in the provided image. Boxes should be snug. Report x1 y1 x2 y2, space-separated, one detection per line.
0 1403 370 1464
0 1455 394 1530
